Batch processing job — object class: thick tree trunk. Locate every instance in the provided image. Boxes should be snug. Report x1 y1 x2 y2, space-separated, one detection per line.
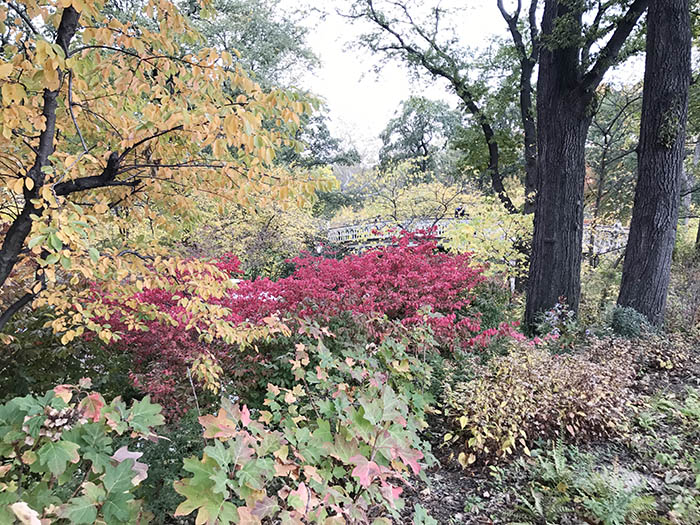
526 96 591 324
524 0 648 329
617 0 691 326
524 0 592 327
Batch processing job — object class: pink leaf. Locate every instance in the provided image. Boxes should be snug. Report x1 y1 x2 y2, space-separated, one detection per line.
349 455 381 488
240 405 251 427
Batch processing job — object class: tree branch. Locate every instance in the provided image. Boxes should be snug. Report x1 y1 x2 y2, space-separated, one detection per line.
580 0 649 91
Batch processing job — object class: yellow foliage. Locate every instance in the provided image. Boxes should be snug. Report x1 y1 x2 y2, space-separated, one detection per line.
331 161 469 228
0 0 333 342
443 192 532 280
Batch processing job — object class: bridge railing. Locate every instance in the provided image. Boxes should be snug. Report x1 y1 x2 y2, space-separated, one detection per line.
327 217 629 256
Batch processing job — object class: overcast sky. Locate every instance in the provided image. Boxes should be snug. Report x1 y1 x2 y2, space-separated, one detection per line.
284 1 645 161
279 0 506 159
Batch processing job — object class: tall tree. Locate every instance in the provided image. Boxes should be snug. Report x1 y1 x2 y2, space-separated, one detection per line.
617 0 691 325
0 0 325 337
378 96 461 174
524 0 648 327
345 0 533 214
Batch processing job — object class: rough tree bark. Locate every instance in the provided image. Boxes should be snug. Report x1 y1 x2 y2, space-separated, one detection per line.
617 0 691 325
524 0 649 329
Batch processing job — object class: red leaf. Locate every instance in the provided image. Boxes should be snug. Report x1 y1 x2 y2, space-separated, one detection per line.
349 455 381 488
79 392 105 422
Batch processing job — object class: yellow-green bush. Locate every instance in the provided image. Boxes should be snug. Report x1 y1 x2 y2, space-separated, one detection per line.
444 344 635 465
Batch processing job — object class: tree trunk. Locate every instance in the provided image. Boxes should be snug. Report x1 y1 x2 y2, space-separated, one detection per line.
524 0 648 330
526 96 591 324
0 8 80 293
617 0 691 326
524 0 592 326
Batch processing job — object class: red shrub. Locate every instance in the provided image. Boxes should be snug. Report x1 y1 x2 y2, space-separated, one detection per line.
100 234 512 415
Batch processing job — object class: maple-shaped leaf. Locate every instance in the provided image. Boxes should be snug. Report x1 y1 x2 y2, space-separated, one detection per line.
329 434 362 463
380 386 405 424
79 392 105 422
237 506 263 525
200 409 239 439
173 456 233 522
396 447 423 475
37 440 80 476
349 455 381 488
229 434 256 469
252 495 279 519
125 396 164 435
288 482 310 514
111 445 148 484
61 495 98 524
53 385 73 403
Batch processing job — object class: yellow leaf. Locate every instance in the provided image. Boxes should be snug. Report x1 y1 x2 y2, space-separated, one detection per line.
25 177 34 191
12 177 24 194
0 62 13 79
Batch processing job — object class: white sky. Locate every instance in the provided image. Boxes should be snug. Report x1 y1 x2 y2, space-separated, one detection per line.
278 0 506 159
282 1 645 161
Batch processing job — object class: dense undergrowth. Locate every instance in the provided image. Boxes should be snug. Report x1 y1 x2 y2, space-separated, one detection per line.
1 234 698 524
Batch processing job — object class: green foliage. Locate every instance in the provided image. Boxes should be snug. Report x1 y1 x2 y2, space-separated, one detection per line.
0 308 138 404
0 381 164 523
379 96 461 174
516 443 657 525
114 412 206 523
609 305 652 338
444 344 634 464
187 0 318 88
174 326 437 524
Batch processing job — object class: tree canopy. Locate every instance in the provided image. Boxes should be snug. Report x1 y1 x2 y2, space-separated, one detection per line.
0 0 333 340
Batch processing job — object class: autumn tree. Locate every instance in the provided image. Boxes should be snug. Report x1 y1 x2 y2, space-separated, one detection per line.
617 0 692 325
0 0 329 340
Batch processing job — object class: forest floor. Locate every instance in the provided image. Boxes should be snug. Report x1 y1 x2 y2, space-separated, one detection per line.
403 344 700 525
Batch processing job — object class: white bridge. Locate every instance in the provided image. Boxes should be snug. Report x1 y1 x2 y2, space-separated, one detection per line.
327 218 628 256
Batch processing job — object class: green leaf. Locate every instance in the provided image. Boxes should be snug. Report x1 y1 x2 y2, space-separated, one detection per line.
27 235 45 250
37 440 80 476
63 496 98 524
48 232 63 252
359 397 382 426
102 491 133 523
125 396 164 434
103 460 134 495
101 461 136 523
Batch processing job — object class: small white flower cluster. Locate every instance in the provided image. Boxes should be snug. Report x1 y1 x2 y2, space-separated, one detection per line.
22 406 87 445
